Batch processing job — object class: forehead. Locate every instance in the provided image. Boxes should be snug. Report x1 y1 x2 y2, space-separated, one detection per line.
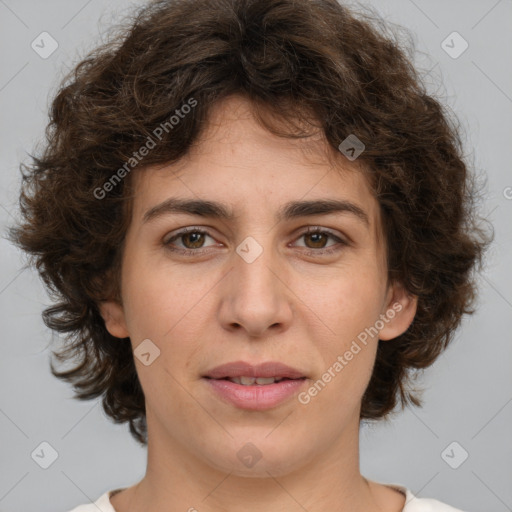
130 95 381 233
184 94 355 172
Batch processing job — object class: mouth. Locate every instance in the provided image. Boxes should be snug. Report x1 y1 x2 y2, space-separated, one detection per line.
208 376 304 386
202 361 308 410
202 360 307 381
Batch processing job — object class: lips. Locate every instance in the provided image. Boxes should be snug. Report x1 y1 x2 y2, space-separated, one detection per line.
203 360 307 381
202 361 308 410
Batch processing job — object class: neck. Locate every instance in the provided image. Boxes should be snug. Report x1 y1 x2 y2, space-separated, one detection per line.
111 411 405 512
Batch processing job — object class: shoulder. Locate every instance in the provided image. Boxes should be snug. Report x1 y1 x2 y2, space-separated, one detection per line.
401 487 466 512
66 505 98 512
404 494 466 512
65 490 117 512
380 482 466 512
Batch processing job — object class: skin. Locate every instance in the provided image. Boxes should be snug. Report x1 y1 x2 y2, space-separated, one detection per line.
100 94 418 512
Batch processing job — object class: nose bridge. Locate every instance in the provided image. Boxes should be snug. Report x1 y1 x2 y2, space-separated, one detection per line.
235 233 280 302
220 232 291 335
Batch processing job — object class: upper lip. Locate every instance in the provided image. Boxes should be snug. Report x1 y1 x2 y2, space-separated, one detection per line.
203 361 307 380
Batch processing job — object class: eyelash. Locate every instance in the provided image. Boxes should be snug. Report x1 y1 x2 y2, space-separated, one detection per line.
163 226 348 257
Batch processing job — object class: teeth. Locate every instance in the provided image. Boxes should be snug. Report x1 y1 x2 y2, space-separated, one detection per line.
229 376 282 385
255 377 278 385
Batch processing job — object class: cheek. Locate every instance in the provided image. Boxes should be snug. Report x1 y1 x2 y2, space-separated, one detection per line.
298 267 383 399
120 255 219 374
120 249 201 335
299 265 385 342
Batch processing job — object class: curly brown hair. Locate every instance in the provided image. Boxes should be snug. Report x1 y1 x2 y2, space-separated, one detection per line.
7 0 490 446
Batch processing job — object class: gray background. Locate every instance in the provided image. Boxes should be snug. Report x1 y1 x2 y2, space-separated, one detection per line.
0 1 511 511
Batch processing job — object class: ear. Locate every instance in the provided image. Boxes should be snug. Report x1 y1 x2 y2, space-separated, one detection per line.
378 281 418 341
98 300 130 339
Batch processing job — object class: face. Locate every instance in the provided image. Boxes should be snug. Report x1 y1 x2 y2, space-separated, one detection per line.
100 94 417 478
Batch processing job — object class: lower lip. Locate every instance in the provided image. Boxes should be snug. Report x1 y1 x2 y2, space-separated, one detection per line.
204 378 307 410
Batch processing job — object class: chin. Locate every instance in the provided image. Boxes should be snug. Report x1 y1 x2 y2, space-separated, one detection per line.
198 436 314 478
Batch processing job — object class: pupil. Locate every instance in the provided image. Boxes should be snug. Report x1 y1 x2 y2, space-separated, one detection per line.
308 233 326 248
182 232 328 250
185 232 203 248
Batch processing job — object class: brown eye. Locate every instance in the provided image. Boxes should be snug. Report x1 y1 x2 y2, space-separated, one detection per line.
164 228 216 253
163 226 347 257
304 231 329 249
293 227 348 256
180 231 206 249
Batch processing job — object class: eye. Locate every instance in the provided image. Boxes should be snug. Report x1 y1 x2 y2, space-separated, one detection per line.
163 226 348 256
292 226 348 255
163 227 217 255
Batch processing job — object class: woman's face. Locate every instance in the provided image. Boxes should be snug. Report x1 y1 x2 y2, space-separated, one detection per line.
100 94 416 477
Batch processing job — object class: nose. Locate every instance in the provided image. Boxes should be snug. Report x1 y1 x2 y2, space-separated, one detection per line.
218 239 293 338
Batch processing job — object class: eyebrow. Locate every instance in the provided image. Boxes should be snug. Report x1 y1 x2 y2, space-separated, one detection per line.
142 197 370 227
